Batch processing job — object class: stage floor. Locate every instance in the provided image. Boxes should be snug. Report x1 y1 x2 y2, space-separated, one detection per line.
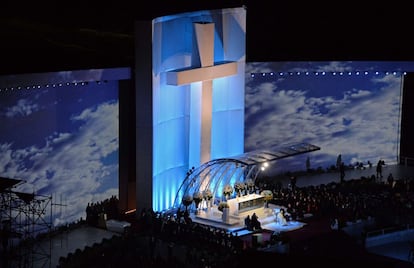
191 203 307 235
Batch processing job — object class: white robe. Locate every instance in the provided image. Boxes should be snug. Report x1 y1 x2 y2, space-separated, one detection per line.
277 211 287 225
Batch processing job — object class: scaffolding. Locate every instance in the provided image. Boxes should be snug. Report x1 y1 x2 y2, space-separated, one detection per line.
0 177 53 268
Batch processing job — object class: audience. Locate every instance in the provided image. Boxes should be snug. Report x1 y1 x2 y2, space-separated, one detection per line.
55 170 414 267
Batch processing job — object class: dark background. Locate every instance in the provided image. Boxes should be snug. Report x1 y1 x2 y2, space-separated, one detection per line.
1 0 414 75
2 0 414 160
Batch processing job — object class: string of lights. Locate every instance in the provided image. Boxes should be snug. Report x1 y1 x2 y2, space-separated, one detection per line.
0 80 110 92
250 71 408 78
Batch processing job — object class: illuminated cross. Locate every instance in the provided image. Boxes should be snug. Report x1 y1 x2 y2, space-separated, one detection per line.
166 22 238 164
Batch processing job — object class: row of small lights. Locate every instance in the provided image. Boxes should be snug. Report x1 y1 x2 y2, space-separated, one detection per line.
0 80 108 92
251 71 408 77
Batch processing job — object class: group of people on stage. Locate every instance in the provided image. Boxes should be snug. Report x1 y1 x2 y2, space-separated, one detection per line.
244 207 290 231
244 212 262 231
336 154 387 184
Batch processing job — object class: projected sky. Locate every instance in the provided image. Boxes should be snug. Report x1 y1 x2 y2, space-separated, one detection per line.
244 61 414 176
0 80 119 226
2 61 414 227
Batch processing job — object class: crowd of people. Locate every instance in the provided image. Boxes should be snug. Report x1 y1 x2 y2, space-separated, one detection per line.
59 207 247 267
258 171 414 230
55 164 414 267
85 195 120 227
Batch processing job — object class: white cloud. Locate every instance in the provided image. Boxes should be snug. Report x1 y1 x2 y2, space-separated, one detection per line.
245 69 401 172
5 98 39 118
0 100 119 225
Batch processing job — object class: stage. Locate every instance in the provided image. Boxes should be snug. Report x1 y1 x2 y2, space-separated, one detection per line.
190 201 307 236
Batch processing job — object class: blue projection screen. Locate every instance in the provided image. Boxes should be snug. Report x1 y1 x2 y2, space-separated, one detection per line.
244 61 410 176
0 68 129 226
1 59 412 229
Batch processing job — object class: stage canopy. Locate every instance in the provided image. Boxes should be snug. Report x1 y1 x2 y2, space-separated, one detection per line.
229 142 320 165
172 142 320 210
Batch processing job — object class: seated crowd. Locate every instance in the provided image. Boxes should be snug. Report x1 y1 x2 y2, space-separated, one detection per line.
57 171 414 267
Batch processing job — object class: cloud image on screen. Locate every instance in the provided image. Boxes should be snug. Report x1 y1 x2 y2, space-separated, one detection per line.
0 75 119 227
244 61 413 176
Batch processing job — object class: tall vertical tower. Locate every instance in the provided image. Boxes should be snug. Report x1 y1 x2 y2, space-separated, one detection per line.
134 7 246 213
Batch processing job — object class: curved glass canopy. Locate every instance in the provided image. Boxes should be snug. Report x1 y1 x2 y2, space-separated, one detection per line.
172 142 320 210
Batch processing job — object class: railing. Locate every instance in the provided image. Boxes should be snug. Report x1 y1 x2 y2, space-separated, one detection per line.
399 156 414 166
365 223 414 248
366 224 414 238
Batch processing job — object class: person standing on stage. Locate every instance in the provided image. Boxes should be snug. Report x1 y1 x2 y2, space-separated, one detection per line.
306 156 311 172
251 213 261 230
376 159 384 180
339 162 346 183
244 215 252 231
387 173 394 187
290 175 297 191
336 154 342 170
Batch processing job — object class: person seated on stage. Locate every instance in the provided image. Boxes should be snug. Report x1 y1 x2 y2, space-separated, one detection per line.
251 213 262 230
276 208 288 226
244 215 253 231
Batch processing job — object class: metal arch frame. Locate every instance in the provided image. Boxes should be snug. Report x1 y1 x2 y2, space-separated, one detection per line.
171 142 321 211
172 158 249 209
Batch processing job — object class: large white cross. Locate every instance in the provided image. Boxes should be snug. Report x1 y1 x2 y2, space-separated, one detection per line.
166 22 238 164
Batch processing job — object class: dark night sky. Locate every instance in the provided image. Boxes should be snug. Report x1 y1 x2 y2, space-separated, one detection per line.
1 0 413 75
